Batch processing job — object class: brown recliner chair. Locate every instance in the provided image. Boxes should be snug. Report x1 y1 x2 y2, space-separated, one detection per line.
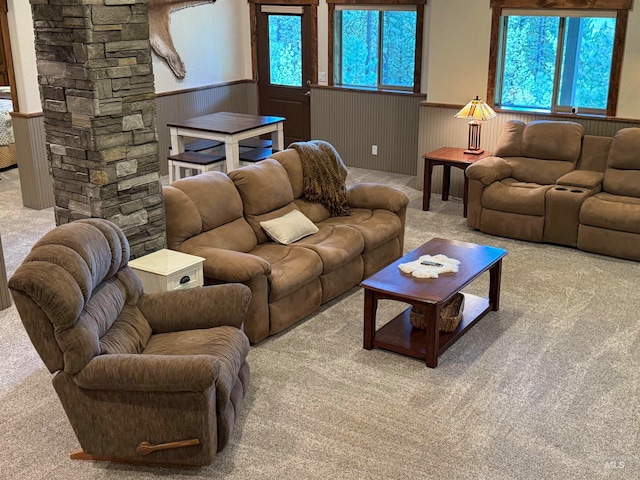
578 127 640 261
8 218 251 466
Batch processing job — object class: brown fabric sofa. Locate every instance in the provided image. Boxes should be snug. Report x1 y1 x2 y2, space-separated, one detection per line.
9 219 251 466
163 147 410 344
466 120 640 261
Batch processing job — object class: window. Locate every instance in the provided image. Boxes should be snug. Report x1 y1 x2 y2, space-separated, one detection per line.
496 13 615 114
327 1 426 93
268 14 303 87
487 0 632 117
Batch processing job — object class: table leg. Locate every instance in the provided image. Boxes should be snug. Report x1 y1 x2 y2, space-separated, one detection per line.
169 127 184 184
423 303 440 368
224 140 240 173
442 165 451 201
363 289 377 350
272 123 285 151
422 158 433 211
463 173 470 218
489 259 503 311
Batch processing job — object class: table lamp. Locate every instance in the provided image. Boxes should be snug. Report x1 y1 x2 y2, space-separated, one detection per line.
454 96 497 155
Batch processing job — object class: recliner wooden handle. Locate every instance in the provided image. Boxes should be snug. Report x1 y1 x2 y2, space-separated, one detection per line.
136 438 200 456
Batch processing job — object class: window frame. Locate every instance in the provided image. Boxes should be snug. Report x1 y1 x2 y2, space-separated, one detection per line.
327 0 426 94
487 0 631 117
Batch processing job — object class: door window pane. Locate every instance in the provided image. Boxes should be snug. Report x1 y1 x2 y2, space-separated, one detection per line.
269 15 302 87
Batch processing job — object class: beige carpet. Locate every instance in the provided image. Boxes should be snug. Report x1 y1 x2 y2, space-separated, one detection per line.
0 166 638 479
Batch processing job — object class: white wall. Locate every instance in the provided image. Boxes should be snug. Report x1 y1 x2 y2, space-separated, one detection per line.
8 1 41 113
10 0 253 113
152 0 252 93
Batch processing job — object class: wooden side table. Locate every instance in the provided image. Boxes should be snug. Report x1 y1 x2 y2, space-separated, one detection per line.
422 147 492 217
129 249 205 293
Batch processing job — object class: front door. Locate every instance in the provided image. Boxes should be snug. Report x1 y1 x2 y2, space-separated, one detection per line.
256 5 314 146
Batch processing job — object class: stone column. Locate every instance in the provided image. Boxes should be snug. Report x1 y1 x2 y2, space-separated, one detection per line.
31 0 166 258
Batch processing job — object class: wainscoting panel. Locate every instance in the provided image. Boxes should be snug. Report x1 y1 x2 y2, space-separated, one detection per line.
311 88 426 176
417 105 640 195
11 115 54 210
155 81 258 175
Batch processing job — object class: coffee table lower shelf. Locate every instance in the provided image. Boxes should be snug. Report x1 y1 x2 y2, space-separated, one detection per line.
372 293 490 361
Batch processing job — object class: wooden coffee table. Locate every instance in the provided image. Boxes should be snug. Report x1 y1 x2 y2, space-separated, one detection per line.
361 238 507 367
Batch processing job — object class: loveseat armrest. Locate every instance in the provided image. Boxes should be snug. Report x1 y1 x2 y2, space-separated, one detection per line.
556 170 604 189
466 156 512 185
185 247 271 282
347 183 409 213
138 283 251 332
73 354 219 392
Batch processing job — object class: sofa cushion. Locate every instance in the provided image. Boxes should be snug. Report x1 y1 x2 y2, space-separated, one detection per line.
230 159 298 243
521 120 583 162
249 243 323 302
230 159 294 215
482 179 552 216
506 157 575 185
143 325 250 412
603 169 640 198
164 172 251 250
607 127 640 170
494 120 525 157
292 225 364 274
260 210 319 245
320 208 402 253
579 192 640 234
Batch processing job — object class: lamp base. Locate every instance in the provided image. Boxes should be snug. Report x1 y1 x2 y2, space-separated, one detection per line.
463 148 484 155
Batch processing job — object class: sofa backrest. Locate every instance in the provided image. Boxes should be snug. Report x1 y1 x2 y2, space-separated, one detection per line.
494 120 584 184
229 159 302 244
603 127 640 198
8 219 148 375
270 149 333 223
163 172 258 253
578 135 612 172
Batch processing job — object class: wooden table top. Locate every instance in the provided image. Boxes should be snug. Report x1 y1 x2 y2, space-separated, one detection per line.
167 112 286 135
423 147 493 164
360 238 507 304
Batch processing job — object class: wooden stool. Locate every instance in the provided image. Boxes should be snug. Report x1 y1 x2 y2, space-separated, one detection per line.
168 151 226 183
239 138 272 149
184 139 223 152
239 148 277 166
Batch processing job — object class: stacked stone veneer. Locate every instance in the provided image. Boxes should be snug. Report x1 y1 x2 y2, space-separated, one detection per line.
31 0 166 258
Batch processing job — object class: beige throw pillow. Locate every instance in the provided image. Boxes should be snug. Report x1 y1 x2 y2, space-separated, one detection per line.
260 210 319 245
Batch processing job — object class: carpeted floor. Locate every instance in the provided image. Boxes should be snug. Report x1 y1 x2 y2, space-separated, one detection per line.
0 166 638 479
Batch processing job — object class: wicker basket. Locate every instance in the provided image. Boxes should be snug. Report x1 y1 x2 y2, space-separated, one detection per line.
410 293 465 332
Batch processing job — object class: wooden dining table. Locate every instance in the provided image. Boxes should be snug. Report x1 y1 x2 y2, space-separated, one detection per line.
167 112 286 175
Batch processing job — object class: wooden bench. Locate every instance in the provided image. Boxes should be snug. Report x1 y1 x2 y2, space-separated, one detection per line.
239 138 272 149
168 151 226 183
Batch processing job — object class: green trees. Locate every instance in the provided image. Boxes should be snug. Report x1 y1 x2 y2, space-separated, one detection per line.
500 15 615 112
339 9 416 89
269 15 302 87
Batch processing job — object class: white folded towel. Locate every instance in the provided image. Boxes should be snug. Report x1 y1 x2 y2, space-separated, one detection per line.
398 254 460 279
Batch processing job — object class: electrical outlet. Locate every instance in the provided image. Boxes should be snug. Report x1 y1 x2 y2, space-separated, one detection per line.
319 71 327 83
372 145 378 155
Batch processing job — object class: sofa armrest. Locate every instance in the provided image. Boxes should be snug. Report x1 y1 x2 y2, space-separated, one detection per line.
73 354 219 392
556 170 604 189
185 246 271 282
347 183 409 213
466 157 512 185
138 283 252 332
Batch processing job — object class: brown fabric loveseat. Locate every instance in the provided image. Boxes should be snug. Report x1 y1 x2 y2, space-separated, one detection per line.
163 146 410 344
9 219 251 466
466 120 640 261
